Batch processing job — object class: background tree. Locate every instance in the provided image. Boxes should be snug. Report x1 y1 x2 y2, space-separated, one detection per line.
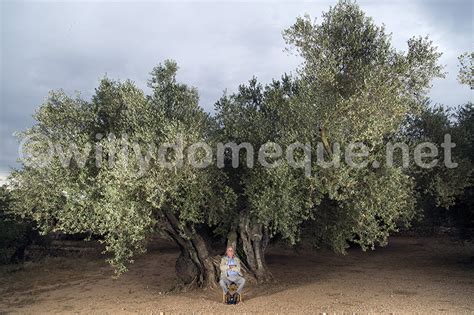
458 52 473 89
402 105 471 206
279 0 442 252
453 52 474 240
211 0 444 280
451 103 474 240
0 185 47 264
402 52 473 238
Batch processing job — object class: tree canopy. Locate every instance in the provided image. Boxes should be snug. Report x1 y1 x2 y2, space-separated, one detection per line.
9 1 461 287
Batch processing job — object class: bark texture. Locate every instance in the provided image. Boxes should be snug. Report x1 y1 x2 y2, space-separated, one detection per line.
158 208 273 288
161 209 218 289
238 214 273 282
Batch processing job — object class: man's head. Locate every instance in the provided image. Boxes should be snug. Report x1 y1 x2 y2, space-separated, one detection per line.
226 246 234 258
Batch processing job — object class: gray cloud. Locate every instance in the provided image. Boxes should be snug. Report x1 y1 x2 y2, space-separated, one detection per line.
1 0 472 176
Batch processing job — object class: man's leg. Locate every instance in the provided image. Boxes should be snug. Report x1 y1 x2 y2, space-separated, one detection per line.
234 276 246 294
219 278 230 294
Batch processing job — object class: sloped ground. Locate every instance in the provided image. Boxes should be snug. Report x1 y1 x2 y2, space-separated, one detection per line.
0 236 473 314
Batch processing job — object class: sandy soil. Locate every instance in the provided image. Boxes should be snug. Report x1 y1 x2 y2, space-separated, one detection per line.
0 236 473 314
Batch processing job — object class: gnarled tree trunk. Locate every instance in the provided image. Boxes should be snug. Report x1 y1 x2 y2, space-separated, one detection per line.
158 208 273 288
238 214 273 282
161 209 218 289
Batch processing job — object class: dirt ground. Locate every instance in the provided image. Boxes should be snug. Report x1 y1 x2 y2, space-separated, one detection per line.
0 236 473 314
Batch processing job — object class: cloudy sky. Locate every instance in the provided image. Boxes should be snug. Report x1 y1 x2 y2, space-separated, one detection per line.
0 0 472 180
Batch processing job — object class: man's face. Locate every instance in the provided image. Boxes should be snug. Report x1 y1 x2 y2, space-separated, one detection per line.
226 248 234 258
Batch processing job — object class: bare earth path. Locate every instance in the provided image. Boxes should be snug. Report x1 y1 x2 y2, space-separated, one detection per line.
0 236 473 314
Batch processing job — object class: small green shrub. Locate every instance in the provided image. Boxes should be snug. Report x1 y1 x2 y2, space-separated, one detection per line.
0 185 45 264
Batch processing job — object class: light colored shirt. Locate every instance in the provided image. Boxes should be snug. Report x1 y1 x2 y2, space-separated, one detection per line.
227 257 239 277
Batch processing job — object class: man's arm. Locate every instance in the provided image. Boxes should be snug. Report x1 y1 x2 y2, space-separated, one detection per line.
219 257 228 274
235 257 242 275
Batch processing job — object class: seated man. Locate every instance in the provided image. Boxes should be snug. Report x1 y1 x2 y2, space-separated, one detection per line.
219 246 245 300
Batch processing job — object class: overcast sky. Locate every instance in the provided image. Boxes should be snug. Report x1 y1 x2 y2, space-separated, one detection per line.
0 0 472 179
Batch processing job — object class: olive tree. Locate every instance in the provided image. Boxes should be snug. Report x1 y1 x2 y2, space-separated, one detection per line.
458 52 473 89
10 1 447 287
11 61 234 287
212 0 444 281
282 0 444 251
213 76 312 281
401 52 473 237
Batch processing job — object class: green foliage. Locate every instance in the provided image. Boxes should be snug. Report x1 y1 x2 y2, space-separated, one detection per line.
283 0 443 146
9 1 455 276
11 61 235 274
0 186 25 263
449 104 473 240
276 0 441 250
458 52 473 89
0 185 44 264
214 75 313 244
401 52 473 235
454 103 474 161
402 104 472 209
403 103 473 236
213 1 440 251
